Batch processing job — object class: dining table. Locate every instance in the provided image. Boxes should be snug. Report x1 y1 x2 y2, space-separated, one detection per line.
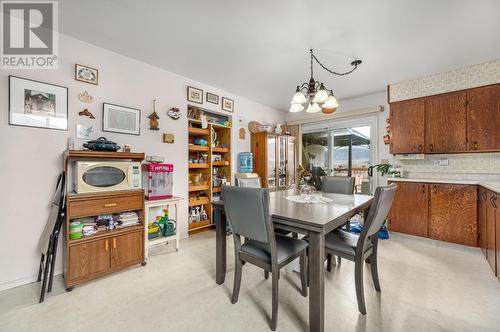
213 189 374 332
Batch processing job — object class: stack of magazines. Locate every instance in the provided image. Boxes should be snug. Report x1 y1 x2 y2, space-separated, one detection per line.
117 212 140 228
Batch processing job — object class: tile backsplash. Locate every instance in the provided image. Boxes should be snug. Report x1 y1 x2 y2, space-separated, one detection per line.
389 58 500 102
394 153 500 181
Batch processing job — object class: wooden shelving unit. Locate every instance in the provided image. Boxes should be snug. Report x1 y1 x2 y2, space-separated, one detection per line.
187 105 232 235
63 150 146 290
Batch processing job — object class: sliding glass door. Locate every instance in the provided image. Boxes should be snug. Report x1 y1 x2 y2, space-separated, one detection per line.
302 118 376 194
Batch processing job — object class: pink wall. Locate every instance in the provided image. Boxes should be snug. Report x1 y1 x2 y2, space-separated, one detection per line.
0 34 286 290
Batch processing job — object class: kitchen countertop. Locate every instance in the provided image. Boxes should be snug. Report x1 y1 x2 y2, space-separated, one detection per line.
388 178 500 193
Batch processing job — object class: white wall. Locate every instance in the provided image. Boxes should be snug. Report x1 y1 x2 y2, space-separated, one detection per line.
0 34 285 291
286 91 392 186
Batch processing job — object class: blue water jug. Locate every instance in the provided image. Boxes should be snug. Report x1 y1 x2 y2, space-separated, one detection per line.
239 152 253 173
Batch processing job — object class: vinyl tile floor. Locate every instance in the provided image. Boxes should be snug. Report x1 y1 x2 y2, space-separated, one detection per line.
0 232 499 332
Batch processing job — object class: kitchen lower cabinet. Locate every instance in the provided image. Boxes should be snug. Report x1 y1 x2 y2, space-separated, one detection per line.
429 184 477 247
486 190 497 275
478 187 488 255
388 182 429 237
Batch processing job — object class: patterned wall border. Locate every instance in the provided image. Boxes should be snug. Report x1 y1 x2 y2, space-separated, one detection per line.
389 59 500 103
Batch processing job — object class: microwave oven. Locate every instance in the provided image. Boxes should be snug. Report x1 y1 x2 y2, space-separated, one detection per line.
74 161 141 194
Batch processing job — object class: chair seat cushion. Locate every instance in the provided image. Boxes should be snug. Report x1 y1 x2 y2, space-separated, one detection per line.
324 229 372 257
241 234 308 265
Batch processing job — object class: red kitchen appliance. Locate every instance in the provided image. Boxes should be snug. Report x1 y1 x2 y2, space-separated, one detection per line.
142 163 174 200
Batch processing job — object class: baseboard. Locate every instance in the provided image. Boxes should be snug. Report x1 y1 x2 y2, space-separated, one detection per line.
0 268 62 292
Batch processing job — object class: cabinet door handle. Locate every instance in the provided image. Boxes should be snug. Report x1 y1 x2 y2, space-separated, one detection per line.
105 240 109 251
429 144 434 152
433 185 437 194
113 238 117 249
422 185 425 193
418 145 423 153
473 141 478 150
104 203 117 208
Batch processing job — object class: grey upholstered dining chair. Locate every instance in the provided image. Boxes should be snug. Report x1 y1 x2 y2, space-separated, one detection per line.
235 177 291 237
221 186 308 331
321 175 356 268
235 177 261 188
324 184 396 315
321 176 355 195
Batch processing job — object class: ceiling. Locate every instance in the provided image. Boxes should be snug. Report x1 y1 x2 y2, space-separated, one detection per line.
59 0 500 111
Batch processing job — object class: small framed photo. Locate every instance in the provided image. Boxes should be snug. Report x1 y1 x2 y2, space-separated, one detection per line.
75 64 98 85
206 92 219 105
221 97 234 112
187 86 203 104
76 124 94 139
9 75 68 131
103 103 141 135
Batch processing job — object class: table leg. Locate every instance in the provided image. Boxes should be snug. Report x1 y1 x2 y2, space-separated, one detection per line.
308 231 325 332
215 206 226 284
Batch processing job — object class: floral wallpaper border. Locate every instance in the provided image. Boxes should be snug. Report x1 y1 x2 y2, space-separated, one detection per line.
389 59 500 103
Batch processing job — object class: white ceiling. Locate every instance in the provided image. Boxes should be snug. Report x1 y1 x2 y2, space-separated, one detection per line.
59 0 500 111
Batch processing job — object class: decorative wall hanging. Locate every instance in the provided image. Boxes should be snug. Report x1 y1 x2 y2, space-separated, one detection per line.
103 103 141 135
78 108 95 119
239 128 246 140
290 49 361 113
78 90 94 103
148 99 160 130
206 92 219 105
221 97 234 112
163 133 175 143
75 64 98 85
9 75 68 131
76 124 94 139
168 107 181 120
187 86 203 104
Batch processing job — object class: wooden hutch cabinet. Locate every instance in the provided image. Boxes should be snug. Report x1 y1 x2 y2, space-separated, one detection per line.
251 132 296 190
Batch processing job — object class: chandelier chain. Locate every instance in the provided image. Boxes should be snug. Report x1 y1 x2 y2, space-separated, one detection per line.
310 49 360 76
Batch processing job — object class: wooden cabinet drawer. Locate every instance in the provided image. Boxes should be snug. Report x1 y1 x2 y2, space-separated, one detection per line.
68 190 144 219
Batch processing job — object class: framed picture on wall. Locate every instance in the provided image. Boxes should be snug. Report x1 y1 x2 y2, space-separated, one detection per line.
103 103 141 135
75 64 99 85
187 86 203 104
9 75 68 131
206 92 219 105
221 97 234 112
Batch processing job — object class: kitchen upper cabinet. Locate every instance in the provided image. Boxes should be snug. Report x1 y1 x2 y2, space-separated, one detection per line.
390 99 425 154
425 91 468 153
388 181 429 237
478 187 488 255
429 184 477 246
467 84 500 152
486 190 497 275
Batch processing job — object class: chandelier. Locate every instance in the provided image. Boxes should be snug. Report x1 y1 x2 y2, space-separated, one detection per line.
290 49 362 113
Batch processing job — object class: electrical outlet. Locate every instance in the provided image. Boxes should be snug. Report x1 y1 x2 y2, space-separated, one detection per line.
439 158 449 166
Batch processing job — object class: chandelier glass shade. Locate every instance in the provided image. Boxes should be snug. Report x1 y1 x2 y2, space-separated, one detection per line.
290 49 361 113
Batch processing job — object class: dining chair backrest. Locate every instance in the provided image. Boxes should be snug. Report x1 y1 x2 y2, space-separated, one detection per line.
221 185 273 244
321 176 355 195
362 184 397 238
236 177 261 188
